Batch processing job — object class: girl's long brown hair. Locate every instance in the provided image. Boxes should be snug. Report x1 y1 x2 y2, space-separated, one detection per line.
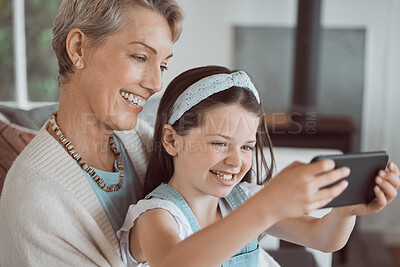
143 66 275 196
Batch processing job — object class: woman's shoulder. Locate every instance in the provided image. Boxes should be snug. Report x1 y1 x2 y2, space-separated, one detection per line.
5 126 80 186
3 139 84 209
1 128 105 241
11 126 66 170
2 126 92 213
1 153 88 236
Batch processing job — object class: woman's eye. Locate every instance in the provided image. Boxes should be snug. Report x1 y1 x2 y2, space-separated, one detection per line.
132 55 146 63
160 65 168 72
242 145 254 151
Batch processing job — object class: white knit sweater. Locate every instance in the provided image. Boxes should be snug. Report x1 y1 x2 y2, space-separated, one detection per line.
0 119 153 266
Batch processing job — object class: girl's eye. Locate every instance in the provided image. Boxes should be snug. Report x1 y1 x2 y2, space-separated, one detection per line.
242 145 254 151
132 55 146 63
160 65 168 72
211 142 227 147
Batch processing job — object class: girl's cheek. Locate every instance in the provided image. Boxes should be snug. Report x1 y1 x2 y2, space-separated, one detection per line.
244 157 253 172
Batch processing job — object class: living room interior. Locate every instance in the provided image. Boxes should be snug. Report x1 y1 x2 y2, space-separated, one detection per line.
1 0 399 266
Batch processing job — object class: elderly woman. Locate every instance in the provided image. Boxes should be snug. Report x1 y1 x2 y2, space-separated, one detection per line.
0 0 183 266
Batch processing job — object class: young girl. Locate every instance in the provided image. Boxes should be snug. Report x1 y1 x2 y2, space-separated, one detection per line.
117 66 400 267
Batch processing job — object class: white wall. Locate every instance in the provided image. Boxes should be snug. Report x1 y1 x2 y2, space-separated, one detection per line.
166 0 400 244
321 0 400 244
164 0 298 84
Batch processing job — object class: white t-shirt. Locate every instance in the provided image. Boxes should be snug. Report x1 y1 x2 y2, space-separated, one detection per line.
117 182 280 267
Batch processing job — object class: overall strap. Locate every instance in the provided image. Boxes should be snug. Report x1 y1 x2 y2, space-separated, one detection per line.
224 185 248 210
145 184 201 233
224 185 259 255
146 184 259 267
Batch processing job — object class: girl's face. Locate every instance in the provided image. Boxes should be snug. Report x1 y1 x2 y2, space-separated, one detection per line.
169 104 260 199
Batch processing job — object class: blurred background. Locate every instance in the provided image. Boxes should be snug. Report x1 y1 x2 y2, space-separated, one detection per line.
0 0 399 266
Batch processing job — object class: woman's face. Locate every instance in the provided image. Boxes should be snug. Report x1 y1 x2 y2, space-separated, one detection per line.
76 5 173 131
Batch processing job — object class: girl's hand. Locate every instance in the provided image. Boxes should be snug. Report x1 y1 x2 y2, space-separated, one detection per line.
261 159 350 222
337 162 400 216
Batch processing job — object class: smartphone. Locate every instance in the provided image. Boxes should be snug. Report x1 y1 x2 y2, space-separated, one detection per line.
310 151 389 208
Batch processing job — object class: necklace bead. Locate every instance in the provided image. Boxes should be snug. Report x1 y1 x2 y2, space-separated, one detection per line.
49 113 124 192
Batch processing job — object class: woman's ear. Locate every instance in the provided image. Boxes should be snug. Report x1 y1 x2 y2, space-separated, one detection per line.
66 28 87 69
162 124 181 156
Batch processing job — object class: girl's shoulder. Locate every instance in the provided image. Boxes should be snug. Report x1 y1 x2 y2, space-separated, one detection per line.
237 182 263 199
117 197 194 265
117 197 193 241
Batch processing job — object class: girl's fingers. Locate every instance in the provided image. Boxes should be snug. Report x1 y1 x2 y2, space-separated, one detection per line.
308 159 336 175
388 162 400 176
316 167 350 188
379 170 400 189
376 176 398 201
374 185 387 208
315 180 349 202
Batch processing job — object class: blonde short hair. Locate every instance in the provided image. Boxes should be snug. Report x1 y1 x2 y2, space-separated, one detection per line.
52 0 184 86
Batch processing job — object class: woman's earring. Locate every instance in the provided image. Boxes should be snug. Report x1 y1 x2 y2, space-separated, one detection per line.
75 58 82 68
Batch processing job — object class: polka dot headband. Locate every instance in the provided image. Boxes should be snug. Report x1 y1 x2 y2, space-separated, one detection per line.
168 71 260 125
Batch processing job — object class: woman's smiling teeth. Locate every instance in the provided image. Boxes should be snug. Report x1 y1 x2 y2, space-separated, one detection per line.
211 170 234 180
120 90 146 107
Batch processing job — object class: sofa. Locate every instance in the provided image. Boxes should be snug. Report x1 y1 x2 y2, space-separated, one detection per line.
0 103 59 193
0 97 337 266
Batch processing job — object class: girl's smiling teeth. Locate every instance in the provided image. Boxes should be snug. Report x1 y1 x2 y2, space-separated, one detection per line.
210 170 235 180
120 90 146 107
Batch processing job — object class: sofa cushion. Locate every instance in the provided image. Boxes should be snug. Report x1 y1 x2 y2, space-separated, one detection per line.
0 120 37 195
0 104 58 131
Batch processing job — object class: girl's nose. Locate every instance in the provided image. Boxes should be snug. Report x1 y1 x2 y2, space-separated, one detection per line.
224 148 242 168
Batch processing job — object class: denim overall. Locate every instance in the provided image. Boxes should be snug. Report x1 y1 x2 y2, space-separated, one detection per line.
145 184 260 267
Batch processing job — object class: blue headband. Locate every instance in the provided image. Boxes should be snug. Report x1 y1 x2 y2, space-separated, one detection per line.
168 71 260 125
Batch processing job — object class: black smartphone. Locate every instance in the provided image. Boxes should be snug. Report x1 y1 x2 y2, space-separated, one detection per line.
310 151 389 208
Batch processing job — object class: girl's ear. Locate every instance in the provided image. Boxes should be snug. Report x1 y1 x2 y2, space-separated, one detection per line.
66 28 88 69
161 124 181 156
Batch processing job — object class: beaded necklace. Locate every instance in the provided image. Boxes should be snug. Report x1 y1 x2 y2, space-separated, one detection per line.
49 113 123 192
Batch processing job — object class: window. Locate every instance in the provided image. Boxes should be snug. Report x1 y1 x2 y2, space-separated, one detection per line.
25 0 60 102
0 0 14 101
0 0 61 106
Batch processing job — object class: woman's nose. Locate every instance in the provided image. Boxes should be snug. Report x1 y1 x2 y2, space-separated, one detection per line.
141 66 163 93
